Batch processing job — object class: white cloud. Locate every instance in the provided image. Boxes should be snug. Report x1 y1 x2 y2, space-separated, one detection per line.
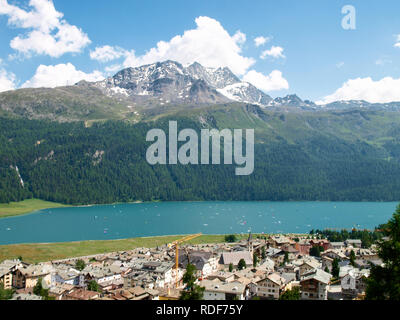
0 0 91 58
104 64 124 74
242 70 289 92
90 46 129 63
254 36 271 47
232 30 246 46
0 68 16 92
260 46 285 59
119 16 255 76
318 76 400 104
375 58 392 66
394 34 400 48
336 62 345 68
22 63 104 88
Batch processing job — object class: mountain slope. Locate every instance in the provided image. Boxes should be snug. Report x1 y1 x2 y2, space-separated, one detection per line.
2 61 400 123
2 105 400 204
0 84 134 122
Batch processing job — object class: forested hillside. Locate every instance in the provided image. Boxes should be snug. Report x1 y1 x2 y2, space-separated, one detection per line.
1 104 400 204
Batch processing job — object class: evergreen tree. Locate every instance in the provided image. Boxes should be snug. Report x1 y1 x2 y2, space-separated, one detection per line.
253 253 258 268
261 247 266 260
180 264 205 300
33 278 53 300
87 280 100 292
0 282 14 300
366 205 400 300
350 250 356 267
75 259 86 271
309 246 321 257
332 258 340 279
225 235 237 243
238 259 246 271
283 251 289 265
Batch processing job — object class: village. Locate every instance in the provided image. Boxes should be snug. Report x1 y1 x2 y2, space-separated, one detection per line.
0 233 383 301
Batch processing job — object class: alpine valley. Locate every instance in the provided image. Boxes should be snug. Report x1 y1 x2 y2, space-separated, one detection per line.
1 60 400 205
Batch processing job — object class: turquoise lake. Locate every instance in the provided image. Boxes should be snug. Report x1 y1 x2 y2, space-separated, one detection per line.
0 201 398 245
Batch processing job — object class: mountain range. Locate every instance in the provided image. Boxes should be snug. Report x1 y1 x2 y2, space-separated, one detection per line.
1 60 400 122
91 60 272 107
2 61 400 204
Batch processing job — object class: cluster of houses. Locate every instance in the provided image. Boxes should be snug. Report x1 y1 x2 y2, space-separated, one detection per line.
0 234 383 300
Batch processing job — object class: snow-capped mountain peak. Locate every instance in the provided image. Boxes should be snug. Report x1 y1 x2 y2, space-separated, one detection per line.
90 60 273 107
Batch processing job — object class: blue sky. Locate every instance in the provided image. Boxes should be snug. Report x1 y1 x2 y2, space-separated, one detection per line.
1 0 400 103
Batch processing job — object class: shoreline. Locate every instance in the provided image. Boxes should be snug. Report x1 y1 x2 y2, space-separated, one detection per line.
1 198 398 219
0 199 145 219
0 233 261 263
0 199 69 219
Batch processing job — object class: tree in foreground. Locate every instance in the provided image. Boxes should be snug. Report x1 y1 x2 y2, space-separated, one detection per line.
253 253 258 267
366 205 400 300
331 258 340 279
179 264 205 300
87 280 100 292
75 259 86 271
261 247 266 260
279 287 300 300
283 251 289 265
309 246 321 257
225 235 237 243
0 282 14 300
33 278 54 300
349 250 356 267
238 259 246 271
229 263 234 272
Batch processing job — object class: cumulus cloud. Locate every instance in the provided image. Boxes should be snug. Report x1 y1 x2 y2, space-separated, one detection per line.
243 70 289 92
104 64 124 74
260 46 285 59
90 46 129 63
91 17 289 92
254 36 271 47
232 31 246 46
92 16 256 76
22 63 104 88
394 34 400 48
0 0 91 58
318 76 400 104
0 68 16 92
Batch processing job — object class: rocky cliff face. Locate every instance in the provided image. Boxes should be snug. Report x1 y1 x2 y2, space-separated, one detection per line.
91 60 272 107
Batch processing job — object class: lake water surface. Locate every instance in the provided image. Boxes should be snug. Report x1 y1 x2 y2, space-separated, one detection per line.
0 201 397 245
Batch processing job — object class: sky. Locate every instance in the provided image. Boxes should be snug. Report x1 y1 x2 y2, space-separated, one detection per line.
1 0 400 104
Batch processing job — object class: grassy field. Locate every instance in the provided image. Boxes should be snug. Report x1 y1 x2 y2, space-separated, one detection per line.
0 199 68 218
0 234 256 264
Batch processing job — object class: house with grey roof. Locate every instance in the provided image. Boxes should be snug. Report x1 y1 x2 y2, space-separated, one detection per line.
200 279 247 300
219 252 253 268
126 259 176 288
178 251 219 278
300 269 331 300
341 268 370 298
256 273 288 300
52 266 81 286
345 239 362 248
0 259 25 289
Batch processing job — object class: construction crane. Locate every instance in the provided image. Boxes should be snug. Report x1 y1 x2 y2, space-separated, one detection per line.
167 233 202 288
